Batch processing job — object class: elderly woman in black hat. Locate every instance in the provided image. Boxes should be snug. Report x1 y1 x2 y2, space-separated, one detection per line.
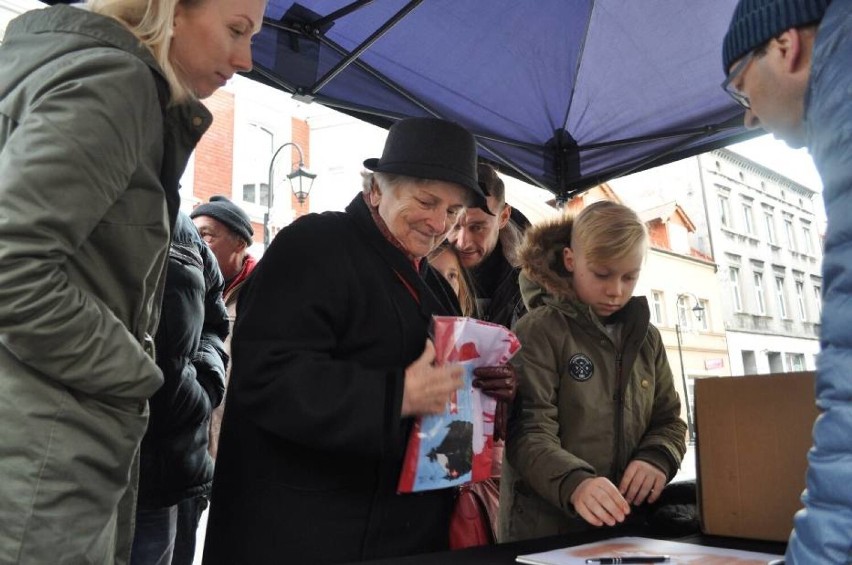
203 118 515 564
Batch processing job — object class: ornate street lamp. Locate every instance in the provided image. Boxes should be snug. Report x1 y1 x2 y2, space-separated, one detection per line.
264 141 316 249
675 292 705 444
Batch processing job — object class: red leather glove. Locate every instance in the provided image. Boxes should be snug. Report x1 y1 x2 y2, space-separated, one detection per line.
472 364 517 442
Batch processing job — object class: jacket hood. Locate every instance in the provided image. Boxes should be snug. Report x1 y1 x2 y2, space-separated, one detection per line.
2 5 163 98
518 214 577 309
500 217 524 268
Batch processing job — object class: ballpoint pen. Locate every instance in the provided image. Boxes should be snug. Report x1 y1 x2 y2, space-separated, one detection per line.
585 557 670 564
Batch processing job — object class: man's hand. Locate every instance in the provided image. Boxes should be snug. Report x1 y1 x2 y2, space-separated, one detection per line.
570 477 630 527
472 364 517 441
401 341 464 417
619 459 666 505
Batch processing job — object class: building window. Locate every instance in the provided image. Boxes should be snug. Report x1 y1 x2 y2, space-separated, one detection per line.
742 350 757 375
698 299 710 331
242 183 255 203
784 219 796 251
742 203 754 234
786 353 806 372
729 267 743 312
753 273 766 315
813 285 822 316
668 222 690 254
764 212 776 244
718 195 731 228
241 183 270 207
677 297 690 329
768 351 784 373
650 291 665 325
775 277 788 318
241 123 274 207
242 182 269 206
801 224 814 254
795 281 806 320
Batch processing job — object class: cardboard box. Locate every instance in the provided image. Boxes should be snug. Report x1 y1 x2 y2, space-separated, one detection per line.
695 372 819 542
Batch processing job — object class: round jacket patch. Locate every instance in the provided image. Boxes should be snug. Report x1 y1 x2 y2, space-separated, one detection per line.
568 353 594 382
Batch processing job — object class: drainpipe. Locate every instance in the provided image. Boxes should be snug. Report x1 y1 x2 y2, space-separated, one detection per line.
697 154 718 273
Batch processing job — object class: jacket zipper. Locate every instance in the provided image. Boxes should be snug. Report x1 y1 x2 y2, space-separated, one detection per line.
613 350 625 484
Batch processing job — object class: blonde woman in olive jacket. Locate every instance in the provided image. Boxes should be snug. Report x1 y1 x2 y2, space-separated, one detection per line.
0 0 264 562
499 202 687 542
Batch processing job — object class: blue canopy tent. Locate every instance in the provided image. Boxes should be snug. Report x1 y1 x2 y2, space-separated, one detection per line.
249 0 753 200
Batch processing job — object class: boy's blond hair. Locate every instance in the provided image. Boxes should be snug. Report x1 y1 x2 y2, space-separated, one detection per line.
571 201 648 264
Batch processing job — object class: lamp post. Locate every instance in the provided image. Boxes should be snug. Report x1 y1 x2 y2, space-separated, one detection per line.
264 141 317 249
674 292 705 444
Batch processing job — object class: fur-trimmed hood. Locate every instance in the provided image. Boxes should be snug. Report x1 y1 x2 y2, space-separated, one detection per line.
500 217 524 268
517 214 577 309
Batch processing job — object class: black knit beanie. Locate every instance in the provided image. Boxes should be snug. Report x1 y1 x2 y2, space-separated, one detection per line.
190 195 253 245
722 0 831 72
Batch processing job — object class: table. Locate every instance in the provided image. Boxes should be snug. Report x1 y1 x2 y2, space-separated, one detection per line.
358 530 787 564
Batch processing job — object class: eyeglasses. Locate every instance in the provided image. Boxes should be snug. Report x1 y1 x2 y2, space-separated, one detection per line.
721 50 756 109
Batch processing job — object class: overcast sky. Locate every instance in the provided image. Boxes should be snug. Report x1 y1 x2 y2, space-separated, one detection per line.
727 134 822 192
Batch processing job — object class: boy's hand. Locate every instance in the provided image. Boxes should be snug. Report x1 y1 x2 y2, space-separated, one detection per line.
619 459 666 505
569 477 630 527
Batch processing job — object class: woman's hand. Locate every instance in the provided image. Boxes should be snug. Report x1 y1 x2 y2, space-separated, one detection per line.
570 476 630 527
472 364 517 441
472 364 516 402
401 340 463 417
619 459 666 505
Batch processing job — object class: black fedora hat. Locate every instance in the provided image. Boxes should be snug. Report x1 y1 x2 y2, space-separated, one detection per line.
364 118 491 212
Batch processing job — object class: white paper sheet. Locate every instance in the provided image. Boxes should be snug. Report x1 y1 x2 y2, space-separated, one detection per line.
516 536 783 565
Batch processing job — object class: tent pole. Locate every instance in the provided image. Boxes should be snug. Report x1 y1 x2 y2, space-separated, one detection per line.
307 0 425 97
313 0 375 29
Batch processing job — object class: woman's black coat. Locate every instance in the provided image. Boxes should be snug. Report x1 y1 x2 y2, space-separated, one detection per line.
203 195 462 564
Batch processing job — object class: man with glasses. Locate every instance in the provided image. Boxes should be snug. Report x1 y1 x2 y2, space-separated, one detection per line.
721 1 851 563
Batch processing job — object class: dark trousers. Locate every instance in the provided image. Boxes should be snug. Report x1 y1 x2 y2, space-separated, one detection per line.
131 505 177 565
172 495 209 565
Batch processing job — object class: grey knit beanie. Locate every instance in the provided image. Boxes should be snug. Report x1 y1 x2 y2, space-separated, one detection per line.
190 195 254 245
722 0 831 72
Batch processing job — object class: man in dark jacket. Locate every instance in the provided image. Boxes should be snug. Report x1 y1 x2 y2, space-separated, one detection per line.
190 195 258 459
446 163 526 546
132 212 229 565
448 163 527 329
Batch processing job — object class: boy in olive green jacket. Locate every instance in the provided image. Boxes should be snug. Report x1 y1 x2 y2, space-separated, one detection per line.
500 201 687 542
